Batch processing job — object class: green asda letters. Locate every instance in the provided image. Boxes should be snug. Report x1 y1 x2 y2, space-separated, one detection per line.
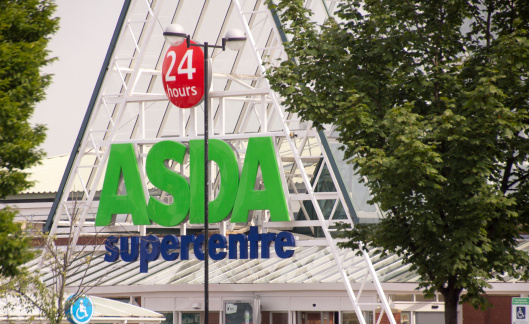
95 137 289 227
96 143 150 226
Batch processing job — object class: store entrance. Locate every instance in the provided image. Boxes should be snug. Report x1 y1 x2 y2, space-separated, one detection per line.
298 311 337 324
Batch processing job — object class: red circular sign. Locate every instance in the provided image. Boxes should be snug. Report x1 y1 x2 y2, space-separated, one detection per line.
162 40 206 108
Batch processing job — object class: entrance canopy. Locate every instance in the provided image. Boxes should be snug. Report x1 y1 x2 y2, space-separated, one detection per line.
0 295 165 323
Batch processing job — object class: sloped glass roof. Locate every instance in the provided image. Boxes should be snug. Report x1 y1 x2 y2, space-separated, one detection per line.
30 245 416 288
27 239 529 290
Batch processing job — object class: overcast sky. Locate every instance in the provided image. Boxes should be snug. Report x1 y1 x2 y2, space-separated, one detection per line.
30 0 124 157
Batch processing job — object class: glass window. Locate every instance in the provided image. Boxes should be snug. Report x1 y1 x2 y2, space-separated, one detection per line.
298 311 321 324
225 302 253 324
183 313 201 324
390 294 414 302
342 311 373 324
162 312 174 324
415 294 435 302
261 311 289 324
401 311 411 324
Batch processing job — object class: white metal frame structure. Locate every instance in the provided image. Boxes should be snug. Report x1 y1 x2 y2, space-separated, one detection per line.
43 1 396 324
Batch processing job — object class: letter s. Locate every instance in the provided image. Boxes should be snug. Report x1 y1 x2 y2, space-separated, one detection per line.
146 141 190 226
104 236 120 262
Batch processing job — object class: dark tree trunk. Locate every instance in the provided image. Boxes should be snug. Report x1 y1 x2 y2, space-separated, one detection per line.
440 286 462 324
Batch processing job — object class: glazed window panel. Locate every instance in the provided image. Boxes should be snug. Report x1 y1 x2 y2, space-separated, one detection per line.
415 294 435 302
162 312 174 324
183 313 200 324
390 294 414 302
401 311 411 324
225 302 253 324
342 311 373 324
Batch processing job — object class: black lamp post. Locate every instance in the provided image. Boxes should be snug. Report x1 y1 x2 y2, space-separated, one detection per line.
163 24 246 324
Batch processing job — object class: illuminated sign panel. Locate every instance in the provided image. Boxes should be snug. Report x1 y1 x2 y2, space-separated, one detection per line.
95 136 289 226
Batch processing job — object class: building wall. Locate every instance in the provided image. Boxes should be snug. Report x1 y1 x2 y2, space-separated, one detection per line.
462 295 516 324
375 310 401 324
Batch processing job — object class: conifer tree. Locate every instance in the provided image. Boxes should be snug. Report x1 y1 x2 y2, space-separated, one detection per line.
0 0 58 277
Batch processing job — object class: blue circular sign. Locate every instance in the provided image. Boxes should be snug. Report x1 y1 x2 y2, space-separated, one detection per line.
65 295 94 324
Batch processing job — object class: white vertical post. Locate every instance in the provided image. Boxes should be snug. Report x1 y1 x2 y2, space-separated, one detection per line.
220 97 226 135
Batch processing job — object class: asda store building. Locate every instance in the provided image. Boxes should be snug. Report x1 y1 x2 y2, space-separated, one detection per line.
4 0 529 324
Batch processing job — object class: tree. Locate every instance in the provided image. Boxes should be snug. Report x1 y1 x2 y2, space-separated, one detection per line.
0 204 105 323
266 1 529 323
0 0 58 276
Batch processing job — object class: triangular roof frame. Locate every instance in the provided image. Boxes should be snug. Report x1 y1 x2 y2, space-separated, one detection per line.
42 1 395 323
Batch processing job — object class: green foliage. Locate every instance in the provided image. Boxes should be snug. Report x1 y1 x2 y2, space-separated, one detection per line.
0 0 58 276
0 208 33 277
0 268 59 322
0 250 88 324
0 0 58 198
267 0 529 322
0 206 100 323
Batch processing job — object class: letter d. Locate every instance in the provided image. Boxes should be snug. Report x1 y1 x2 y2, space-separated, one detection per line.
189 139 239 224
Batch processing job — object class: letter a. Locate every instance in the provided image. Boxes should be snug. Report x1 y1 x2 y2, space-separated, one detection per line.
95 143 150 226
231 137 289 222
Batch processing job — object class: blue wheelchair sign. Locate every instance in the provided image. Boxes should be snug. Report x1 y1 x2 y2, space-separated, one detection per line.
65 295 94 324
518 306 526 319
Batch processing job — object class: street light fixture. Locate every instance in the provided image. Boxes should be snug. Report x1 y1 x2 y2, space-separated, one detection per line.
163 24 187 46
223 28 247 51
163 24 246 324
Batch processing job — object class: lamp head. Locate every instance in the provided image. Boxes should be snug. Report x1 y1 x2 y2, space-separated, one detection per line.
164 24 186 46
224 28 247 51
